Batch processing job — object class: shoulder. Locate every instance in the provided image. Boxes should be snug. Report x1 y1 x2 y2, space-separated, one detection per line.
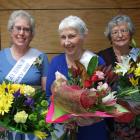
31 48 48 59
98 47 113 56
0 48 9 56
80 50 105 69
50 53 65 63
85 50 105 65
129 47 140 61
130 47 140 54
31 48 43 55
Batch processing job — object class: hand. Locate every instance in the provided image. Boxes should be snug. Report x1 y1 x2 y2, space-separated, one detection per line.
51 78 67 93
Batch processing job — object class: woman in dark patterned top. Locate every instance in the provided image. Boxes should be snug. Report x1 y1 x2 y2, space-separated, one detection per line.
98 15 140 140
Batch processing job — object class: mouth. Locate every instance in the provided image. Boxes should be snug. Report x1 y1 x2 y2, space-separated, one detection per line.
65 45 75 52
17 37 26 42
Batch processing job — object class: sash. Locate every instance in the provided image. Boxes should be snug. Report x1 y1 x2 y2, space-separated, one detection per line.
5 48 41 83
80 50 96 70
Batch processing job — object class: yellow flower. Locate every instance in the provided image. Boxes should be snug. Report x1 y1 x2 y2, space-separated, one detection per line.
0 82 14 115
135 67 140 77
41 110 48 116
23 85 35 97
34 130 48 140
129 77 139 86
0 93 14 115
11 84 22 92
14 111 28 123
0 82 14 95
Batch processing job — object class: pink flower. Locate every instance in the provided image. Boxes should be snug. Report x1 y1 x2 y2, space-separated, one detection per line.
95 71 105 80
97 82 109 91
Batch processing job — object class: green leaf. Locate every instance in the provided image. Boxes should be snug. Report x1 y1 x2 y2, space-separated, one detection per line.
87 56 98 76
52 104 67 121
131 38 137 48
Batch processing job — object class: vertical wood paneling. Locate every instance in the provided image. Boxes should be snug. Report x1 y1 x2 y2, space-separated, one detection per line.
0 0 140 60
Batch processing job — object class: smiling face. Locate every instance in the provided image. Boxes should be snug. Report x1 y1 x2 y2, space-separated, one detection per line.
111 23 131 48
10 17 33 49
59 27 85 57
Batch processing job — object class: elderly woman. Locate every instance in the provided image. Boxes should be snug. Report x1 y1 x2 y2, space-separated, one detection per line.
0 10 49 140
46 15 109 140
98 15 140 140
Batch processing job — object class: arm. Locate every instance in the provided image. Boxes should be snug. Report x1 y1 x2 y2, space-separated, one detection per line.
40 53 49 91
41 77 47 91
46 54 68 98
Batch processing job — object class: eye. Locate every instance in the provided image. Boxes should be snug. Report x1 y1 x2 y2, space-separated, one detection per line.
14 26 21 32
23 27 31 32
121 29 129 33
68 34 77 39
60 35 66 39
111 31 118 35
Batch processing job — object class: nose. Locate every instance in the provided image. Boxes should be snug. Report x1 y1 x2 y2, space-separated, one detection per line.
18 29 25 34
118 31 123 37
64 38 71 46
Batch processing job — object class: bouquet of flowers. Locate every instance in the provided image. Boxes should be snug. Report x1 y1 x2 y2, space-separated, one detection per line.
0 82 53 139
46 56 128 125
114 54 140 125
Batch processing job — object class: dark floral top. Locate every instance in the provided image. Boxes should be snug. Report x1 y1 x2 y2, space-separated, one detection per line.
98 47 140 140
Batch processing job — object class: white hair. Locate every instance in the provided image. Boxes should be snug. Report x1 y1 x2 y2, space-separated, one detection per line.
7 10 35 35
58 15 88 36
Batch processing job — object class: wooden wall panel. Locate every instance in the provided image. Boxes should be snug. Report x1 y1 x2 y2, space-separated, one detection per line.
0 0 140 9
0 0 140 61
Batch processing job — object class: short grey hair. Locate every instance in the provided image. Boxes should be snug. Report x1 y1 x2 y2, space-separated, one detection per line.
58 15 88 36
7 10 35 35
104 15 135 40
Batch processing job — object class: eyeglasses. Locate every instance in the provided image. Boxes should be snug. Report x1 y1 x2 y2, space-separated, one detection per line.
111 29 129 37
12 26 31 34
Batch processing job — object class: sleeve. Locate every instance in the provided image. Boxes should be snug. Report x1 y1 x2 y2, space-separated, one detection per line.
40 53 49 77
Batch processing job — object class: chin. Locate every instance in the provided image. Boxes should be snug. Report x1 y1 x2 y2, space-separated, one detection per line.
115 43 129 48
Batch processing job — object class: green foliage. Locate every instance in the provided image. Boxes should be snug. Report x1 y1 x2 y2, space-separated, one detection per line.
87 56 98 76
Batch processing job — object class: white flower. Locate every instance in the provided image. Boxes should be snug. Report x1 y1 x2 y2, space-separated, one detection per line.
23 85 35 97
115 55 131 76
137 62 140 67
90 88 97 92
102 91 117 106
55 71 67 80
14 111 28 123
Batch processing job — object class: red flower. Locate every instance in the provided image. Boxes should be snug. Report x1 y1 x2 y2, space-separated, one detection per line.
91 74 99 82
84 80 92 88
71 67 80 78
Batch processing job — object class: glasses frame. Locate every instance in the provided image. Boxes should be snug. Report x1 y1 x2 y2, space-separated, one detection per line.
12 26 32 34
111 29 129 37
